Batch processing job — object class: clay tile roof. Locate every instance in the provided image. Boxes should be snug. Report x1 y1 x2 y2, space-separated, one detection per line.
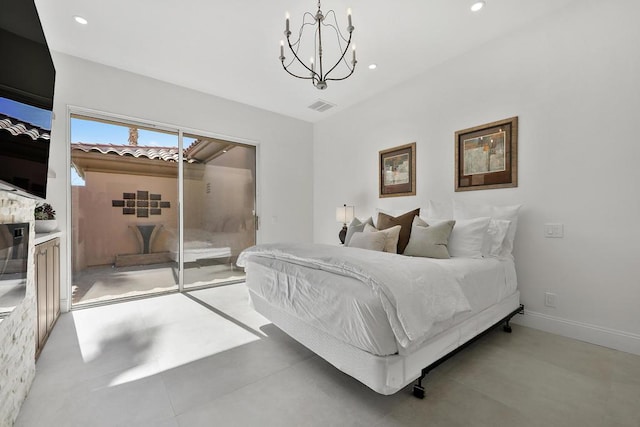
0 114 51 141
184 138 203 154
71 142 189 162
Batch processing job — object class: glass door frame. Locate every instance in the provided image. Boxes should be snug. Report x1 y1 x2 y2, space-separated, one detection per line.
65 105 260 310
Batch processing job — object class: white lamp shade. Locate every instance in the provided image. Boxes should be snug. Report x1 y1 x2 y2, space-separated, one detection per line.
336 205 355 224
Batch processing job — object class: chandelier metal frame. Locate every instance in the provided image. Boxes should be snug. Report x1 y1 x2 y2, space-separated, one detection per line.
279 1 356 90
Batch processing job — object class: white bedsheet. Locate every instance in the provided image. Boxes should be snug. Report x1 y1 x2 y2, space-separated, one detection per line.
240 244 517 356
238 243 474 351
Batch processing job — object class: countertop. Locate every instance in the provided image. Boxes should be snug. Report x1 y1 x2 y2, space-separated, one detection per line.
35 230 62 245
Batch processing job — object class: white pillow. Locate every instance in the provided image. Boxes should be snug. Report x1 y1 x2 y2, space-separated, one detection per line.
482 219 511 258
364 223 401 253
344 217 374 246
423 200 453 219
424 217 491 258
347 231 386 252
453 201 522 257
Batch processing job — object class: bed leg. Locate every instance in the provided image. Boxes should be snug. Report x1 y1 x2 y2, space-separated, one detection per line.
412 369 427 399
503 304 525 333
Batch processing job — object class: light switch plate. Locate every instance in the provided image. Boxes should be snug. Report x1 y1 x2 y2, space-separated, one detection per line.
544 223 564 238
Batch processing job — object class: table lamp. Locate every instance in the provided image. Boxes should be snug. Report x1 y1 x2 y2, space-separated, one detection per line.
336 204 355 244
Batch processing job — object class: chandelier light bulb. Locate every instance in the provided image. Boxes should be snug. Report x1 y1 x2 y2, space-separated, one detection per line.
285 12 290 34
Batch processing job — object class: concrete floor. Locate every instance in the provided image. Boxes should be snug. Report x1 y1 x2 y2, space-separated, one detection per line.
72 262 246 306
17 284 640 426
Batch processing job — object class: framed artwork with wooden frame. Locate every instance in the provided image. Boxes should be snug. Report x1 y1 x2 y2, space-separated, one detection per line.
379 142 416 198
455 117 518 192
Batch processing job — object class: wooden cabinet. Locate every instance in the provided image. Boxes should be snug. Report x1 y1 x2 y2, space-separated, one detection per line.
35 237 60 359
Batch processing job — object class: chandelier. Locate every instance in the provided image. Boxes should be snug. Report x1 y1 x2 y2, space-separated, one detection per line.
279 1 357 90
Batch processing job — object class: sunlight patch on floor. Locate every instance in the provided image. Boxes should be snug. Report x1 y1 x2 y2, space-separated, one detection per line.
69 285 267 388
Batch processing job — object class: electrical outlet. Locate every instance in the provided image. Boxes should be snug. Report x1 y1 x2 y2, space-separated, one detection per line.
544 292 557 308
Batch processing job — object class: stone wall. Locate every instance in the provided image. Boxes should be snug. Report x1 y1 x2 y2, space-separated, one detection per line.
0 191 36 427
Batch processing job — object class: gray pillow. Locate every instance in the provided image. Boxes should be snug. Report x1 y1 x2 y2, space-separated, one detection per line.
347 231 386 251
344 217 374 246
364 224 401 253
403 217 455 259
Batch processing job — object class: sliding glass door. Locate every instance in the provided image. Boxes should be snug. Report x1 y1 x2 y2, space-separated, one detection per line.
70 114 256 307
182 134 256 289
70 115 180 306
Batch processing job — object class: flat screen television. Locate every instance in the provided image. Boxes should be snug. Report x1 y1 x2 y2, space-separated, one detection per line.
0 96 52 200
1 0 56 200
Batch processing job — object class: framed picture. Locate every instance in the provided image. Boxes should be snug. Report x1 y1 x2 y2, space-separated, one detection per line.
379 142 416 198
455 117 518 191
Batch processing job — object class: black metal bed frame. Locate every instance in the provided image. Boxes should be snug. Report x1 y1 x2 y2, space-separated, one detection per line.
412 304 525 399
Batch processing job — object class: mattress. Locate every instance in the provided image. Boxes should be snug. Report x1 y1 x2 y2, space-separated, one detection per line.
245 255 517 356
169 245 231 263
165 228 233 262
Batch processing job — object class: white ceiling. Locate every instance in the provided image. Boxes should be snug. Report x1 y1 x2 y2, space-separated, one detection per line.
34 0 574 123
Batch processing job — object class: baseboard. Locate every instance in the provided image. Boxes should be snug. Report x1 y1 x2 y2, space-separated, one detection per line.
512 309 640 356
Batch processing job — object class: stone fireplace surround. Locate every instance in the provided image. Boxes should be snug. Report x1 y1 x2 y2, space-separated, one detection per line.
0 190 37 426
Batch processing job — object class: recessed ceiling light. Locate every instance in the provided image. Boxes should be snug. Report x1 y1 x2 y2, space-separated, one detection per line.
470 1 485 12
73 15 88 25
368 64 377 70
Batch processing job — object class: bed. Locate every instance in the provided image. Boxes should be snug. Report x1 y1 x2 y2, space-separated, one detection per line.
237 206 523 397
164 228 232 263
169 241 231 263
237 242 522 396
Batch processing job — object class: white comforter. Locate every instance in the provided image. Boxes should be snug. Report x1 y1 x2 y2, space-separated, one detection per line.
237 243 472 349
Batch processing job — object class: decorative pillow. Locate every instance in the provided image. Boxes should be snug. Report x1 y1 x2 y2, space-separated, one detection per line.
344 217 374 246
414 216 429 227
453 201 522 257
403 217 455 259
376 208 420 253
364 224 401 253
425 216 491 258
373 208 408 225
482 219 511 258
347 231 386 252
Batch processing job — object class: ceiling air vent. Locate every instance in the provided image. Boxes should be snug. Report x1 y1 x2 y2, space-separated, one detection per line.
307 99 336 113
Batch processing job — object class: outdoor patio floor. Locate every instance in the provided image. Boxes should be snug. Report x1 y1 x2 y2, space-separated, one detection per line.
72 261 245 306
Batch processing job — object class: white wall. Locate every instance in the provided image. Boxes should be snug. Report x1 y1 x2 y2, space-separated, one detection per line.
313 1 640 354
46 53 314 310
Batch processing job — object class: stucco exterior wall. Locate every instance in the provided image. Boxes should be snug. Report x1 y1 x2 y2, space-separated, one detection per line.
72 171 178 269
